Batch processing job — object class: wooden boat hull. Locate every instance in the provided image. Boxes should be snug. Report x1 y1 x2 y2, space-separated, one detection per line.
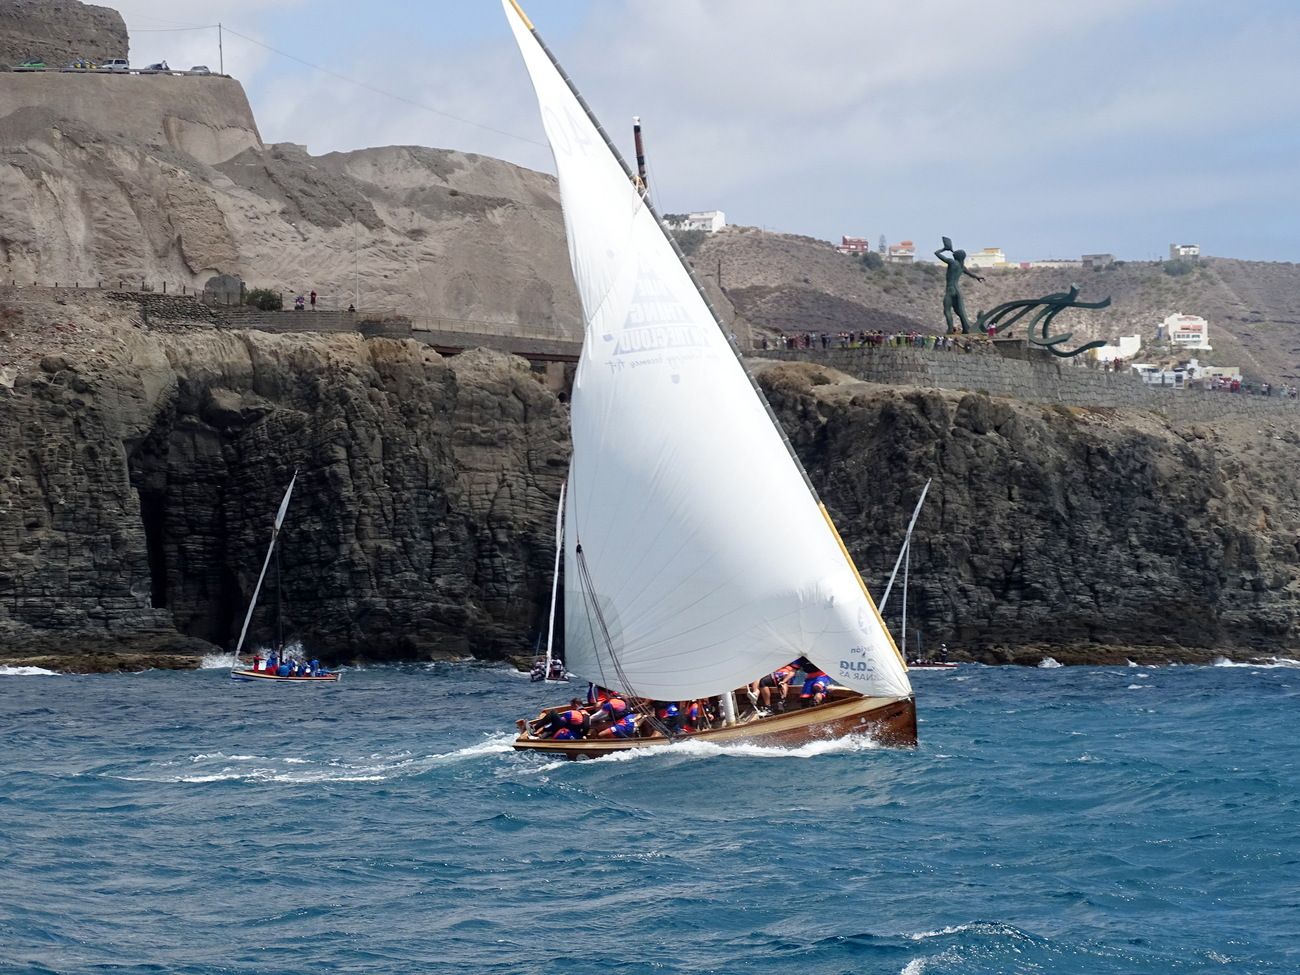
230 668 340 683
513 693 916 760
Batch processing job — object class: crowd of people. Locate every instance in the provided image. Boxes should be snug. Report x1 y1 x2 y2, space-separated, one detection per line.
248 652 332 678
762 330 976 352
1199 377 1297 397
519 658 835 742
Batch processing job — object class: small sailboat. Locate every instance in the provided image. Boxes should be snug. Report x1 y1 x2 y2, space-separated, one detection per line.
229 471 339 683
503 0 914 758
879 482 957 671
529 481 569 683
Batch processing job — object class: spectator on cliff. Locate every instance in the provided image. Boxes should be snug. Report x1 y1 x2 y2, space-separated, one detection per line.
309 290 317 310
294 294 305 311
347 303 356 314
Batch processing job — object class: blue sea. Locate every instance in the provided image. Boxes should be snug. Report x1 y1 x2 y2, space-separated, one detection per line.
2 657 1298 975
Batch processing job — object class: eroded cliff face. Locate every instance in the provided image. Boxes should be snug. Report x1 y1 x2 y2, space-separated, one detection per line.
0 290 568 665
0 0 126 70
3 293 1298 669
0 73 582 336
756 361 1300 662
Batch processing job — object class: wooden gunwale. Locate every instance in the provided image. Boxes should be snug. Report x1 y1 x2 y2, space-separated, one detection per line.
513 693 916 760
230 668 340 683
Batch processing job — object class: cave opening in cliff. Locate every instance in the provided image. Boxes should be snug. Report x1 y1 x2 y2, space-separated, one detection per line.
139 489 169 609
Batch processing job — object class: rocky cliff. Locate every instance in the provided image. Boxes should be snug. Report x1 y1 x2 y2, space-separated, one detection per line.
3 290 1298 670
0 289 568 668
757 360 1300 663
0 72 583 336
0 0 126 70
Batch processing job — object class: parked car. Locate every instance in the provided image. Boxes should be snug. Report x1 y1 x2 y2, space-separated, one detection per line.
187 65 211 76
61 58 96 71
14 59 47 72
97 58 129 73
140 61 171 74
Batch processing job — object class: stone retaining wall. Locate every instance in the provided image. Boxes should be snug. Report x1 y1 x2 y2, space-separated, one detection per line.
751 342 1300 425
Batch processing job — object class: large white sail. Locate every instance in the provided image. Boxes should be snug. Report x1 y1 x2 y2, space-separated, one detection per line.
504 1 911 702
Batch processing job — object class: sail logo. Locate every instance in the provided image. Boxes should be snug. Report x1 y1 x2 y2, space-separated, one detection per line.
610 266 710 357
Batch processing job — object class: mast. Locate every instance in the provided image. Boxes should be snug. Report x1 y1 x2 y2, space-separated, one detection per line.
901 541 910 661
232 470 298 665
543 481 566 675
632 116 648 195
880 479 932 614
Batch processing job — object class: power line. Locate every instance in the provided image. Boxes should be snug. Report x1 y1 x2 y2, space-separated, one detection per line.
218 25 546 149
127 25 219 32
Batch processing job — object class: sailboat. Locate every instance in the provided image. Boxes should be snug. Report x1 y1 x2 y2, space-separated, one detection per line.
504 0 914 757
529 481 569 683
879 481 956 670
229 471 339 683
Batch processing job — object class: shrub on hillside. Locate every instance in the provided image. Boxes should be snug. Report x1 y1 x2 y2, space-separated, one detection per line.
245 288 283 311
861 251 884 270
672 229 706 257
1162 259 1195 277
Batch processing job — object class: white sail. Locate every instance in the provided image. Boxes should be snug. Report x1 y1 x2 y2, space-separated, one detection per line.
233 471 297 659
543 480 566 675
504 1 911 701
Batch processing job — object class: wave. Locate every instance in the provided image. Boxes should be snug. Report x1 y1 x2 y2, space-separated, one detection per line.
0 664 59 676
1213 655 1300 669
198 652 238 669
1038 657 1063 669
525 733 884 773
109 735 518 785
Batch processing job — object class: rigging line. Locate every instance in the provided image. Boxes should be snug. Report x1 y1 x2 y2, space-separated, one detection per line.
573 545 679 739
218 25 548 150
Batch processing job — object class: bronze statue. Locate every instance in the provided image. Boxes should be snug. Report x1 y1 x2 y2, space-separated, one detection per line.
975 285 1112 358
935 236 984 334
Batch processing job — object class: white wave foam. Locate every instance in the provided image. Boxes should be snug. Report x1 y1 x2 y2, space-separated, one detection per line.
1213 655 1300 669
1125 659 1139 667
199 653 238 669
112 735 518 785
526 733 883 773
1127 684 1151 690
900 960 928 975
0 664 59 676
1038 657 1063 669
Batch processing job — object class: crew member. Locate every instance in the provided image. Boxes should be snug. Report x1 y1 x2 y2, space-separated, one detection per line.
799 660 833 707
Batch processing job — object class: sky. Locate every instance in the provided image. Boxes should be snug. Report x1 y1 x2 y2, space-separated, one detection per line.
115 0 1300 262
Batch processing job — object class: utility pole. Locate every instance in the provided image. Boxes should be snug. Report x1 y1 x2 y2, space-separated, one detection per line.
218 23 224 75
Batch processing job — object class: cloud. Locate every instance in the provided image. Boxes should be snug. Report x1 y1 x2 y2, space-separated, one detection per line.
122 0 1300 260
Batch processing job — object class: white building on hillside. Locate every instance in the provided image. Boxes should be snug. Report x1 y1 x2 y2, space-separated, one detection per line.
1019 258 1082 269
886 240 916 263
1169 243 1200 260
1161 312 1211 350
1185 358 1239 381
670 210 726 233
1094 335 1140 363
968 247 1008 269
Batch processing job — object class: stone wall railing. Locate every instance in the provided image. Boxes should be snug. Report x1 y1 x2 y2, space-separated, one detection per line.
751 343 1300 424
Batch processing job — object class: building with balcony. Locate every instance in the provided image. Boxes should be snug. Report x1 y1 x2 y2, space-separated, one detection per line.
886 240 915 264
836 236 870 255
1169 243 1200 260
668 210 726 233
1161 312 1211 350
968 247 1007 269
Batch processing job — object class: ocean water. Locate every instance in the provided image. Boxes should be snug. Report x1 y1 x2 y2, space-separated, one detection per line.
2 660 1298 975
